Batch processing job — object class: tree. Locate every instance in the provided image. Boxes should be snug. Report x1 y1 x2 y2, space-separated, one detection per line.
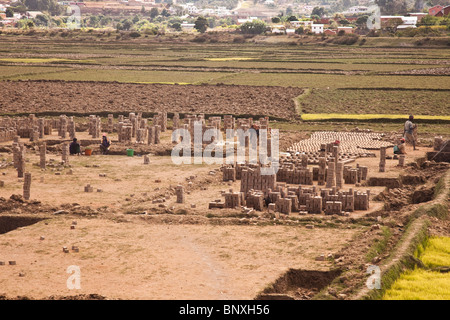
271 17 280 23
149 7 159 19
24 0 63 16
6 8 14 17
119 18 133 31
141 6 146 15
194 16 208 33
161 8 170 17
285 6 293 16
295 26 304 34
287 15 298 21
89 15 100 27
34 14 50 26
356 15 369 28
311 7 325 18
171 22 181 31
376 0 408 15
132 15 140 24
239 20 268 34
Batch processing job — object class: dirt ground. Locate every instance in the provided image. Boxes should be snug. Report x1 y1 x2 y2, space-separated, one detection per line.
0 126 446 300
0 80 302 119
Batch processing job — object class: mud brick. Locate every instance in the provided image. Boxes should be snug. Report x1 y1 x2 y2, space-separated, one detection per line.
154 125 161 144
176 185 185 203
8 261 16 265
209 202 225 209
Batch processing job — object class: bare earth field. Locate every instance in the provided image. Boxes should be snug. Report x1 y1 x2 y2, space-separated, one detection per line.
0 127 446 300
0 80 302 119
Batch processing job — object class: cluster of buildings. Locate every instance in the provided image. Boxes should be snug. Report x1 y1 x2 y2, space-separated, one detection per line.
0 3 45 26
170 2 233 17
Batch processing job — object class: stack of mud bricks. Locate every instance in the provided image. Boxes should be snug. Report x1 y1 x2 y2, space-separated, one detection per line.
325 201 342 215
318 157 326 185
222 165 236 182
68 117 76 140
276 166 313 185
39 142 46 169
153 112 167 132
117 119 131 143
176 185 185 203
224 190 242 209
0 126 17 143
379 147 386 172
223 115 234 131
13 141 25 178
30 125 39 142
107 114 114 134
128 113 136 137
275 197 292 215
136 128 146 144
326 157 336 188
306 196 322 214
62 143 69 165
335 162 343 189
354 190 370 210
84 184 94 193
59 115 67 139
23 172 31 200
240 166 276 194
434 136 444 151
89 115 101 139
399 155 406 167
148 125 161 145
38 118 45 139
172 113 180 130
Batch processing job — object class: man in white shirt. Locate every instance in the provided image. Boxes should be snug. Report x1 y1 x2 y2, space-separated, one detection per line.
404 115 417 151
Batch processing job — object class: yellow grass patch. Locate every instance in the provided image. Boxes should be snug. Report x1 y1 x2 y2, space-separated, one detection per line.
205 57 254 61
0 58 95 64
301 114 450 121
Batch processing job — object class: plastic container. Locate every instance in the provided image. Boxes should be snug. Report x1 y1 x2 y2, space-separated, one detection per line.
85 148 92 156
126 149 134 157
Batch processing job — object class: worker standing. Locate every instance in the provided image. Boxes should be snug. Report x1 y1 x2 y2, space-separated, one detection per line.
404 115 418 151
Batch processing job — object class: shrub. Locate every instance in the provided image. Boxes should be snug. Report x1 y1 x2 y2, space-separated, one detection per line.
129 31 141 38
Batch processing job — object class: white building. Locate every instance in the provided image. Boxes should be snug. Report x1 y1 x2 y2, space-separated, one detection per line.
182 3 199 14
215 6 230 16
311 24 324 34
26 11 44 19
345 6 369 14
181 22 195 29
290 20 313 28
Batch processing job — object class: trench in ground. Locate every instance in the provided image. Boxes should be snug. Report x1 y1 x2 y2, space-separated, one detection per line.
256 268 342 300
0 216 45 235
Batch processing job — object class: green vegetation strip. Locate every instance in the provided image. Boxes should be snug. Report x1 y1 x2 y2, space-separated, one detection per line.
362 169 450 300
383 237 450 300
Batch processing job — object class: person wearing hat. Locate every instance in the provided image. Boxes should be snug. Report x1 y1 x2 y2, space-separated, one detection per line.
404 115 418 151
394 138 406 154
100 133 111 155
